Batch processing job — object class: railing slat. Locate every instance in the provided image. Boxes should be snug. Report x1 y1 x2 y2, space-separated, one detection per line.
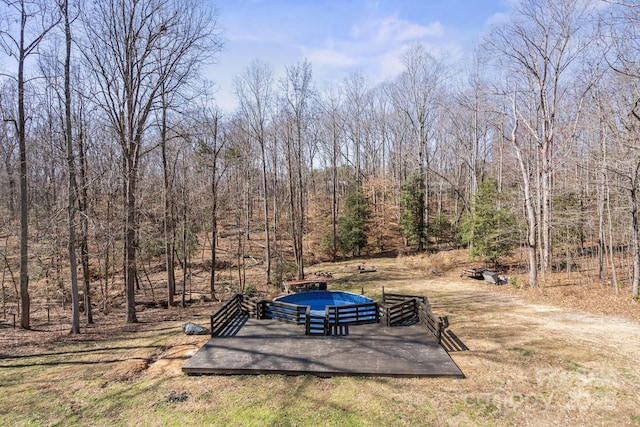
382 294 447 345
210 294 244 336
264 300 309 325
326 302 379 326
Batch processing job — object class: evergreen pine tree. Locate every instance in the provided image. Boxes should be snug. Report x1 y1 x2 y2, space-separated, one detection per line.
461 178 515 266
338 182 370 256
399 174 427 250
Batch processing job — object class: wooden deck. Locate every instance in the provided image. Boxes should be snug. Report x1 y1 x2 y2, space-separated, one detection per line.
182 317 464 378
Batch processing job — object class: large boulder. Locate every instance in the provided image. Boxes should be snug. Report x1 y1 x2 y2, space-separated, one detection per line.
182 322 210 335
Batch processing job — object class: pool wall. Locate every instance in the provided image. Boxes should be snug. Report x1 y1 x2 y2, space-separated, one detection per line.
274 290 373 307
269 290 379 325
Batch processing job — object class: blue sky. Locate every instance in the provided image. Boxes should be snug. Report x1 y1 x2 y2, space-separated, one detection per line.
207 0 512 111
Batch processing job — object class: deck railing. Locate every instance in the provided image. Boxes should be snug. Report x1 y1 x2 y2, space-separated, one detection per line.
381 290 447 345
382 290 429 307
385 298 418 326
305 311 328 335
210 293 244 336
416 299 448 344
263 300 308 324
326 302 380 326
240 295 261 317
211 291 448 341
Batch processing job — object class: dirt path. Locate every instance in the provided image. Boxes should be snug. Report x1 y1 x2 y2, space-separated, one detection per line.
407 277 640 426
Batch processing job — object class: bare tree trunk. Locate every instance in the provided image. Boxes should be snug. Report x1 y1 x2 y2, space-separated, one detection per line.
332 131 338 262
259 137 271 283
271 133 280 280
605 179 619 293
103 195 113 314
2 147 16 218
234 167 247 292
205 109 224 300
124 161 138 323
510 98 538 287
284 123 304 279
210 132 218 299
160 95 175 308
630 181 640 299
63 0 80 334
210 182 217 298
295 126 305 280
77 116 92 323
181 195 187 308
17 18 29 330
541 151 552 277
597 187 605 281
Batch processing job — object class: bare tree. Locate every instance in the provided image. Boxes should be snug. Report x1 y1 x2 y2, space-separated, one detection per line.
204 109 226 299
0 81 17 218
81 0 221 322
189 99 227 299
343 71 371 181
158 84 177 307
388 43 446 250
486 0 595 285
0 0 60 329
318 84 344 261
59 0 81 333
234 60 274 283
507 89 539 287
281 59 313 279
75 86 93 323
606 1 640 299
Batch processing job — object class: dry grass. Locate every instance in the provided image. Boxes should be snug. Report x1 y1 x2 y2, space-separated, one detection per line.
396 249 467 278
1 253 640 426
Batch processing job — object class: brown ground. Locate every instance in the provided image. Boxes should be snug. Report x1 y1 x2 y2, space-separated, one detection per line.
390 253 640 425
1 251 639 425
439 275 640 426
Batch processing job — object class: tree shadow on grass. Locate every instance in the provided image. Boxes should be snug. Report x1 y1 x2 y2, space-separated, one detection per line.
0 344 164 368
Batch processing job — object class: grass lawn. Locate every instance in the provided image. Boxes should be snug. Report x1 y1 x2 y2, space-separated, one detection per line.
2 253 640 426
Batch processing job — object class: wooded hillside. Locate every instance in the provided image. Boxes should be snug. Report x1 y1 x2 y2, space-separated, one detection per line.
1 0 639 330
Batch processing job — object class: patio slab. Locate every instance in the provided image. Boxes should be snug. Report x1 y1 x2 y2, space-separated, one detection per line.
182 317 464 378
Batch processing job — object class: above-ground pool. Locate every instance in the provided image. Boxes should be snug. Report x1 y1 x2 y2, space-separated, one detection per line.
274 290 374 316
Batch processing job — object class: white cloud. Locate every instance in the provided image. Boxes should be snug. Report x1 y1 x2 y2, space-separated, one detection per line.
485 12 510 27
377 50 405 79
208 1 511 113
300 13 450 86
374 17 444 44
306 48 355 67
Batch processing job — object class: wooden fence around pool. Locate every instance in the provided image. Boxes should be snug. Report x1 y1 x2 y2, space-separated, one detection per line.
210 291 448 344
382 291 448 344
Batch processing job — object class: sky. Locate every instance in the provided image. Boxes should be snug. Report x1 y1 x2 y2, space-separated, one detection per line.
206 0 513 112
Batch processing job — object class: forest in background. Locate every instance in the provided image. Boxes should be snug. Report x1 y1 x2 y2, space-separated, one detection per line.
1 0 640 331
